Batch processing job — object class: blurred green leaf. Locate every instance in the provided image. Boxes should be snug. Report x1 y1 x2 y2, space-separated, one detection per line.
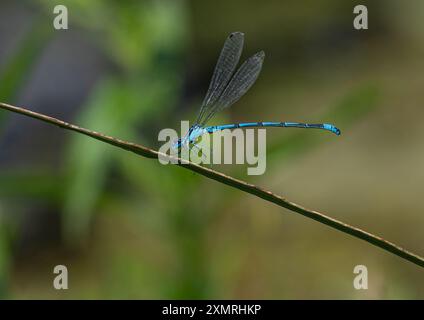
61 1 189 244
0 170 62 202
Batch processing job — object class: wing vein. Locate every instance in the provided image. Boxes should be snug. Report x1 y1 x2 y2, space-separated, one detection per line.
199 50 265 126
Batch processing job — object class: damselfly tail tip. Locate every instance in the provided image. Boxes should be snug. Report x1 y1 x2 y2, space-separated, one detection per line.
334 127 341 136
323 123 341 136
332 126 341 136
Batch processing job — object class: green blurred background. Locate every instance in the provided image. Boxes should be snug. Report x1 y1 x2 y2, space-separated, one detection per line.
0 0 423 299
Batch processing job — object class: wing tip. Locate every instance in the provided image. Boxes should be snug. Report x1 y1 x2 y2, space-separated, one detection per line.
229 31 244 39
253 50 265 62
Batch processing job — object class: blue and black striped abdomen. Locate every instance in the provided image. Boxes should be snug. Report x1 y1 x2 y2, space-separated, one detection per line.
205 122 341 135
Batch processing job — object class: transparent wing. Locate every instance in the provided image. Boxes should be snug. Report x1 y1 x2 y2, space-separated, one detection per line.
199 51 265 126
195 32 244 125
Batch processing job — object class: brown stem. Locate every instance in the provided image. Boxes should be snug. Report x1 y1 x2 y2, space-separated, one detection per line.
1 101 423 268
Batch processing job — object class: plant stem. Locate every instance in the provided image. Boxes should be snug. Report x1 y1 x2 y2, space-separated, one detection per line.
1 101 423 268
